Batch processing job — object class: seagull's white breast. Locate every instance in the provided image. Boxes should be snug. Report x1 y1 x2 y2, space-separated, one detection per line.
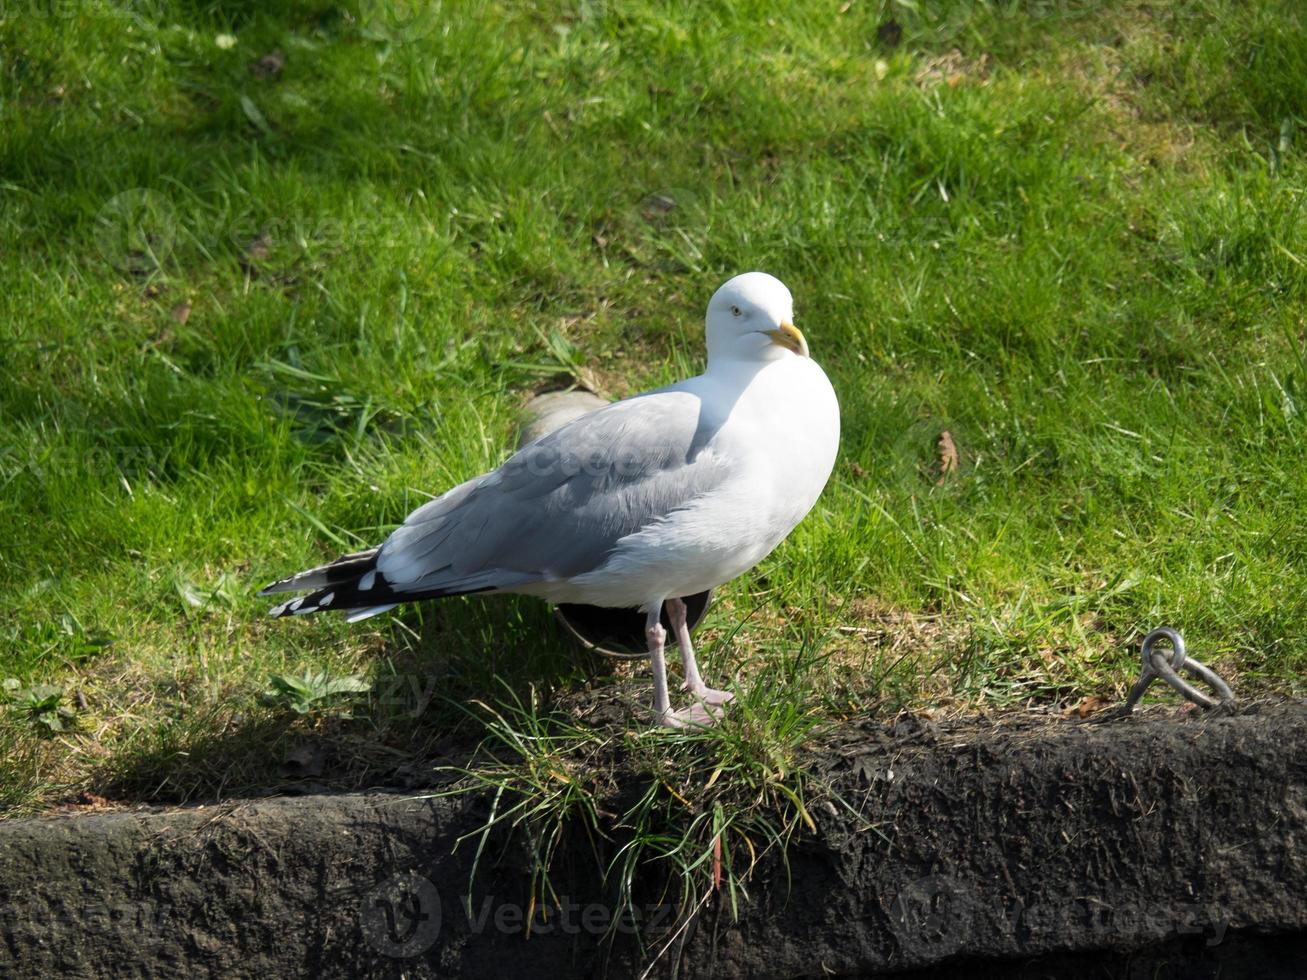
549 354 840 609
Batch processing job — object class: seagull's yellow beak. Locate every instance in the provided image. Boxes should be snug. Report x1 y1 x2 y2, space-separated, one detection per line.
765 321 809 357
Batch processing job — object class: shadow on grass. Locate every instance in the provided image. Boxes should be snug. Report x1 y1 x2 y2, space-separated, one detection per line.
92 595 629 807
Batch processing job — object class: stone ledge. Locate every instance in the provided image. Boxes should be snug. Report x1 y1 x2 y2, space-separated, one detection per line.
2 702 1306 978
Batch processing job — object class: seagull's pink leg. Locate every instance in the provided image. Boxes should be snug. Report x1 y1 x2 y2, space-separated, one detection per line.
647 605 673 720
667 597 734 710
650 602 717 728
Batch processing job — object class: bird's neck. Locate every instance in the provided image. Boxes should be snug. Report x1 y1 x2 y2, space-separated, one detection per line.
704 353 785 383
703 354 796 396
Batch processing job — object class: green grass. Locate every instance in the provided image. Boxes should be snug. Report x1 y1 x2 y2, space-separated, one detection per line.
3 0 1307 821
433 676 833 955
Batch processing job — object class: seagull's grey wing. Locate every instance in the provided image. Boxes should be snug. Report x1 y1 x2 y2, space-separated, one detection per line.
374 389 731 595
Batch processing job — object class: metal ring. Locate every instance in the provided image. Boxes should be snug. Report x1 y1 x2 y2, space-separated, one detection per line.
1117 627 1237 715
1140 627 1187 672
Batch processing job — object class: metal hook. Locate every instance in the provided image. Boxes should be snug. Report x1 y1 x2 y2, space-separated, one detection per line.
1119 627 1236 714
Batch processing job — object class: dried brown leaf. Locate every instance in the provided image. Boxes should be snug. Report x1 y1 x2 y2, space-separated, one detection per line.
935 430 959 484
1067 695 1109 719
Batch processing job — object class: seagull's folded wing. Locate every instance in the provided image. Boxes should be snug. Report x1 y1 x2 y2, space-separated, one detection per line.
374 388 733 595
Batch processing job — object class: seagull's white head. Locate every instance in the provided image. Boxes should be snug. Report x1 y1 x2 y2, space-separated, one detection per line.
704 271 808 367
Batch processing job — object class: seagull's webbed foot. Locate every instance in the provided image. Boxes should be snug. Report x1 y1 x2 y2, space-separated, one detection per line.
684 683 735 708
659 700 725 729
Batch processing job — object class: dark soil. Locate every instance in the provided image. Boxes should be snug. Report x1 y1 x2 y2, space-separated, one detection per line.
2 700 1306 978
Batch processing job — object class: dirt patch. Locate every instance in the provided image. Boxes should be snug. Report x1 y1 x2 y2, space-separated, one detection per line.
2 701 1306 978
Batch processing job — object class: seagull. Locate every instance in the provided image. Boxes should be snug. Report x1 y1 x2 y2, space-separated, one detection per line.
260 272 840 727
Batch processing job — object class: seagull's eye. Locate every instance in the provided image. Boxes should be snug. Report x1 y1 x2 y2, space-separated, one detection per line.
730 305 742 317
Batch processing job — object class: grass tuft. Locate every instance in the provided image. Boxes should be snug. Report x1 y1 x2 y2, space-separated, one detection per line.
436 667 842 961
